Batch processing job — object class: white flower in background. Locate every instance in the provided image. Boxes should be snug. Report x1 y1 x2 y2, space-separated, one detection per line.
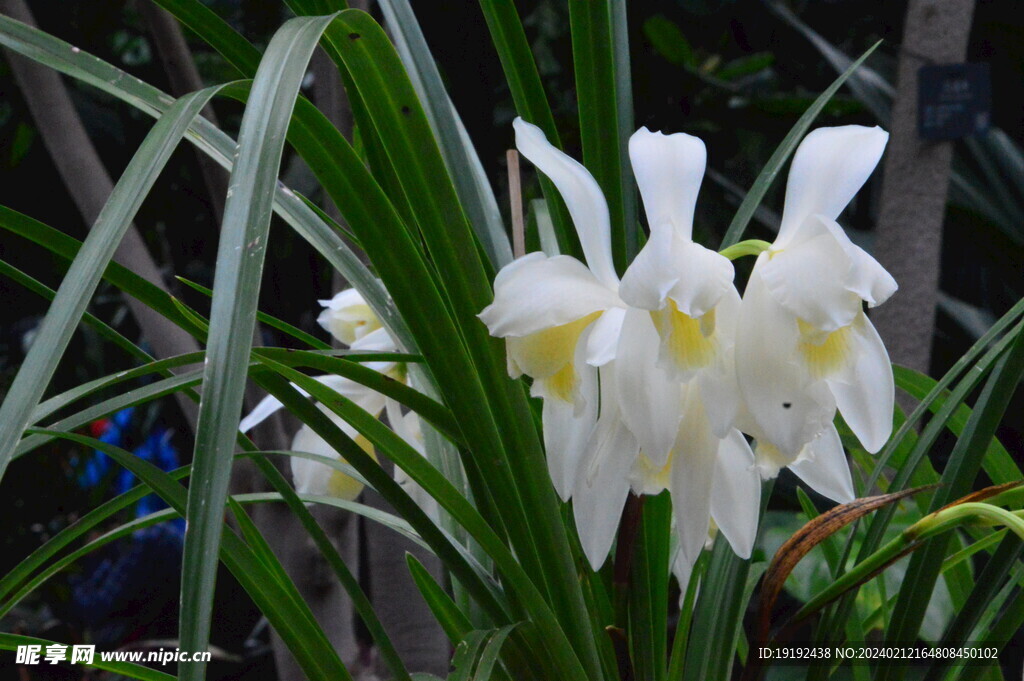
291 402 378 501
240 287 430 506
318 288 383 345
735 125 897 502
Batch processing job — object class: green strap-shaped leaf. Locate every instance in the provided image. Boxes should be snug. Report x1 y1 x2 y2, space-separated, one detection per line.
178 16 343 680
878 327 1024 681
476 0 581 259
818 299 1024 646
0 84 221 484
569 0 633 273
407 553 475 644
0 12 413 353
28 430 353 681
377 0 513 269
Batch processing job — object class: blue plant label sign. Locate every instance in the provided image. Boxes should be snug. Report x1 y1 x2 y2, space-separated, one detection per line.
918 63 991 140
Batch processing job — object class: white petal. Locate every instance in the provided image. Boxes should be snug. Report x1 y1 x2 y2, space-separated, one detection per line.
827 313 894 454
478 253 620 337
789 425 855 503
573 367 638 569
671 545 695 597
543 335 599 500
239 374 381 433
318 287 367 310
614 309 683 466
629 127 706 240
620 235 734 318
758 229 863 332
735 264 837 456
239 393 287 433
514 118 618 288
670 392 717 567
696 287 742 438
814 217 898 307
616 229 678 309
585 307 626 366
777 125 889 246
710 429 760 559
349 326 400 373
349 326 398 353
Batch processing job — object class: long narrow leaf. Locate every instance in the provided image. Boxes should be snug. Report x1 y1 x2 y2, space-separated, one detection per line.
0 84 221 482
178 16 340 679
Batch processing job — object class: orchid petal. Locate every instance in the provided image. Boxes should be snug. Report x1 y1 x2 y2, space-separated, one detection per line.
586 307 626 366
736 264 837 456
543 333 599 500
479 253 619 338
615 309 683 466
814 217 898 307
616 229 678 309
759 229 863 332
514 118 618 287
620 235 733 319
671 546 695 597
239 374 384 433
696 287 742 438
777 125 888 246
573 367 638 570
711 429 760 559
827 313 894 454
670 393 717 569
290 406 376 501
629 127 706 240
239 392 288 434
789 425 855 503
317 288 382 345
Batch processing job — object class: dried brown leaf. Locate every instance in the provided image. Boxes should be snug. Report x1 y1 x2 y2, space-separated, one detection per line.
756 485 939 646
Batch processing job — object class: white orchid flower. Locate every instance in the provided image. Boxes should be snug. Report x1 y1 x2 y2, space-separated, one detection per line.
241 287 423 504
240 289 401 434
479 118 628 502
619 129 737 382
735 126 897 501
318 288 383 346
479 119 710 501
629 381 761 571
291 402 378 501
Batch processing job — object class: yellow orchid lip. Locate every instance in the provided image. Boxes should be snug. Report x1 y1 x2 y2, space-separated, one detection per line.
505 312 601 402
797 318 855 380
651 301 718 374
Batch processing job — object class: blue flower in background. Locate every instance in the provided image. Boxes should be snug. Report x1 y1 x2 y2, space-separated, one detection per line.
69 414 185 633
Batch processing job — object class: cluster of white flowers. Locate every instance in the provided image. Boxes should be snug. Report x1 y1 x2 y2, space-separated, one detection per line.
240 289 434 517
479 118 897 579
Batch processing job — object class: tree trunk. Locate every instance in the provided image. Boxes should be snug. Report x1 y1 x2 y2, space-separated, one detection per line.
0 0 203 432
871 0 977 375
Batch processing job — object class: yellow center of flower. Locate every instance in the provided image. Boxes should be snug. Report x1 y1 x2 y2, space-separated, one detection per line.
651 301 717 372
506 312 600 402
797 319 854 380
326 434 377 501
633 449 675 495
329 303 382 345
